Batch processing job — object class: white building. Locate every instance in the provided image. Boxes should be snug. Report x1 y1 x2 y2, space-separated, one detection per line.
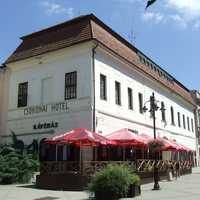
0 14 197 152
0 65 9 143
191 90 200 164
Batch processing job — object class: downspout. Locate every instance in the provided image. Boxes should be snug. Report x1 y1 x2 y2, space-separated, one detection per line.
193 105 199 166
92 42 99 132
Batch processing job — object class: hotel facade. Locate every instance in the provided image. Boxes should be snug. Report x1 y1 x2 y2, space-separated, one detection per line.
0 15 197 156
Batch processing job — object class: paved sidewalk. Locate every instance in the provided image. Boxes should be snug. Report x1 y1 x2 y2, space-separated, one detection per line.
133 167 200 200
0 168 200 200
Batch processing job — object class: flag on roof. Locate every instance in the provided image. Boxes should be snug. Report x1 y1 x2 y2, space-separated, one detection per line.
146 0 157 10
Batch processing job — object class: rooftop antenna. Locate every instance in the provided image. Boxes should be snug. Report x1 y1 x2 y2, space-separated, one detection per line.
77 10 81 17
128 29 137 45
128 13 138 45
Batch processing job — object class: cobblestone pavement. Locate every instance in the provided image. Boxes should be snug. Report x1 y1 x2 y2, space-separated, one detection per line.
1 168 200 200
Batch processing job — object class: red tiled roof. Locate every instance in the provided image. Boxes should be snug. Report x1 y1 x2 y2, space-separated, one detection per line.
5 14 195 105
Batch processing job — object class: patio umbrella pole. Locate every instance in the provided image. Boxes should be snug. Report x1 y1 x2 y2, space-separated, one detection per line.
80 141 82 174
123 146 125 161
55 144 57 161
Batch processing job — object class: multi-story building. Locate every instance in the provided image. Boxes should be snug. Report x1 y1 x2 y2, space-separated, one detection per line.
191 90 200 165
0 14 197 153
0 65 9 144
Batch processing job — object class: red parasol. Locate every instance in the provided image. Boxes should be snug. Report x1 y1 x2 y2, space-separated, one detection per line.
106 128 146 147
169 140 192 152
140 134 180 151
139 133 153 145
156 137 180 152
45 128 111 146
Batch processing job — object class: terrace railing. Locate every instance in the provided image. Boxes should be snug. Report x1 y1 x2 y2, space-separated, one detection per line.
40 159 192 176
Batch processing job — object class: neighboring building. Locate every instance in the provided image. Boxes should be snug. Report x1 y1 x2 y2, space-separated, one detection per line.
0 65 10 144
0 14 196 153
191 90 200 165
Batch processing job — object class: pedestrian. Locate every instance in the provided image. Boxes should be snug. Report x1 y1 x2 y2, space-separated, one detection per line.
167 161 173 181
175 161 180 179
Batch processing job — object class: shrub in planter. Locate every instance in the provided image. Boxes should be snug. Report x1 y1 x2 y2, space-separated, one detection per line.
88 164 138 200
127 174 141 198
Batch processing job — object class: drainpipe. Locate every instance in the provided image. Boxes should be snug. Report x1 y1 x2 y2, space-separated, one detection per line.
92 42 99 132
194 106 199 166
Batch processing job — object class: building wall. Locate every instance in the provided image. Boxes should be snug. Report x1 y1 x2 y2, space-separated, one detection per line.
1 41 197 151
190 90 200 165
94 49 196 150
0 67 10 144
3 42 94 144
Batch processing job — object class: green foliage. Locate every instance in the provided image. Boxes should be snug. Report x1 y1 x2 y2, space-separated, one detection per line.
130 173 140 186
88 164 140 198
0 146 39 184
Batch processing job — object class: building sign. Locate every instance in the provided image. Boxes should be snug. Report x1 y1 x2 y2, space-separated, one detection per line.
33 121 59 130
24 102 68 116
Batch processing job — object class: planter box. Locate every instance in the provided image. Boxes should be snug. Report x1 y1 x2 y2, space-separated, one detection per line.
126 184 141 198
95 191 119 200
36 173 89 191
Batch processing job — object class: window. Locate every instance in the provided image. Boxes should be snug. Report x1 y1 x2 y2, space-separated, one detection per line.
115 81 121 105
177 112 181 127
183 114 186 129
138 93 143 114
41 77 52 104
18 82 28 107
128 88 133 110
161 101 166 122
170 106 175 125
191 118 194 132
65 71 77 100
187 117 190 131
100 74 107 100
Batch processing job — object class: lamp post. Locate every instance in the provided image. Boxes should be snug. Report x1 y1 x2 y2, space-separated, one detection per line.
143 92 161 190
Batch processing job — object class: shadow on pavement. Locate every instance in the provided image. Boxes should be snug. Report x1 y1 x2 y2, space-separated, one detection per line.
17 184 87 192
17 184 37 189
33 197 59 200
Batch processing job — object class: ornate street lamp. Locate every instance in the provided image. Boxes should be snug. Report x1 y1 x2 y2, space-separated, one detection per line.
143 92 163 190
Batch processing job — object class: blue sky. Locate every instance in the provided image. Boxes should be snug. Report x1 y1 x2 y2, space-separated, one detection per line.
0 0 199 90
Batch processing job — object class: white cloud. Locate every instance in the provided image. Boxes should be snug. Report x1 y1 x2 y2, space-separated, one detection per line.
40 1 74 18
143 11 164 24
166 0 200 19
142 11 188 29
115 0 200 29
165 0 200 29
169 14 187 28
